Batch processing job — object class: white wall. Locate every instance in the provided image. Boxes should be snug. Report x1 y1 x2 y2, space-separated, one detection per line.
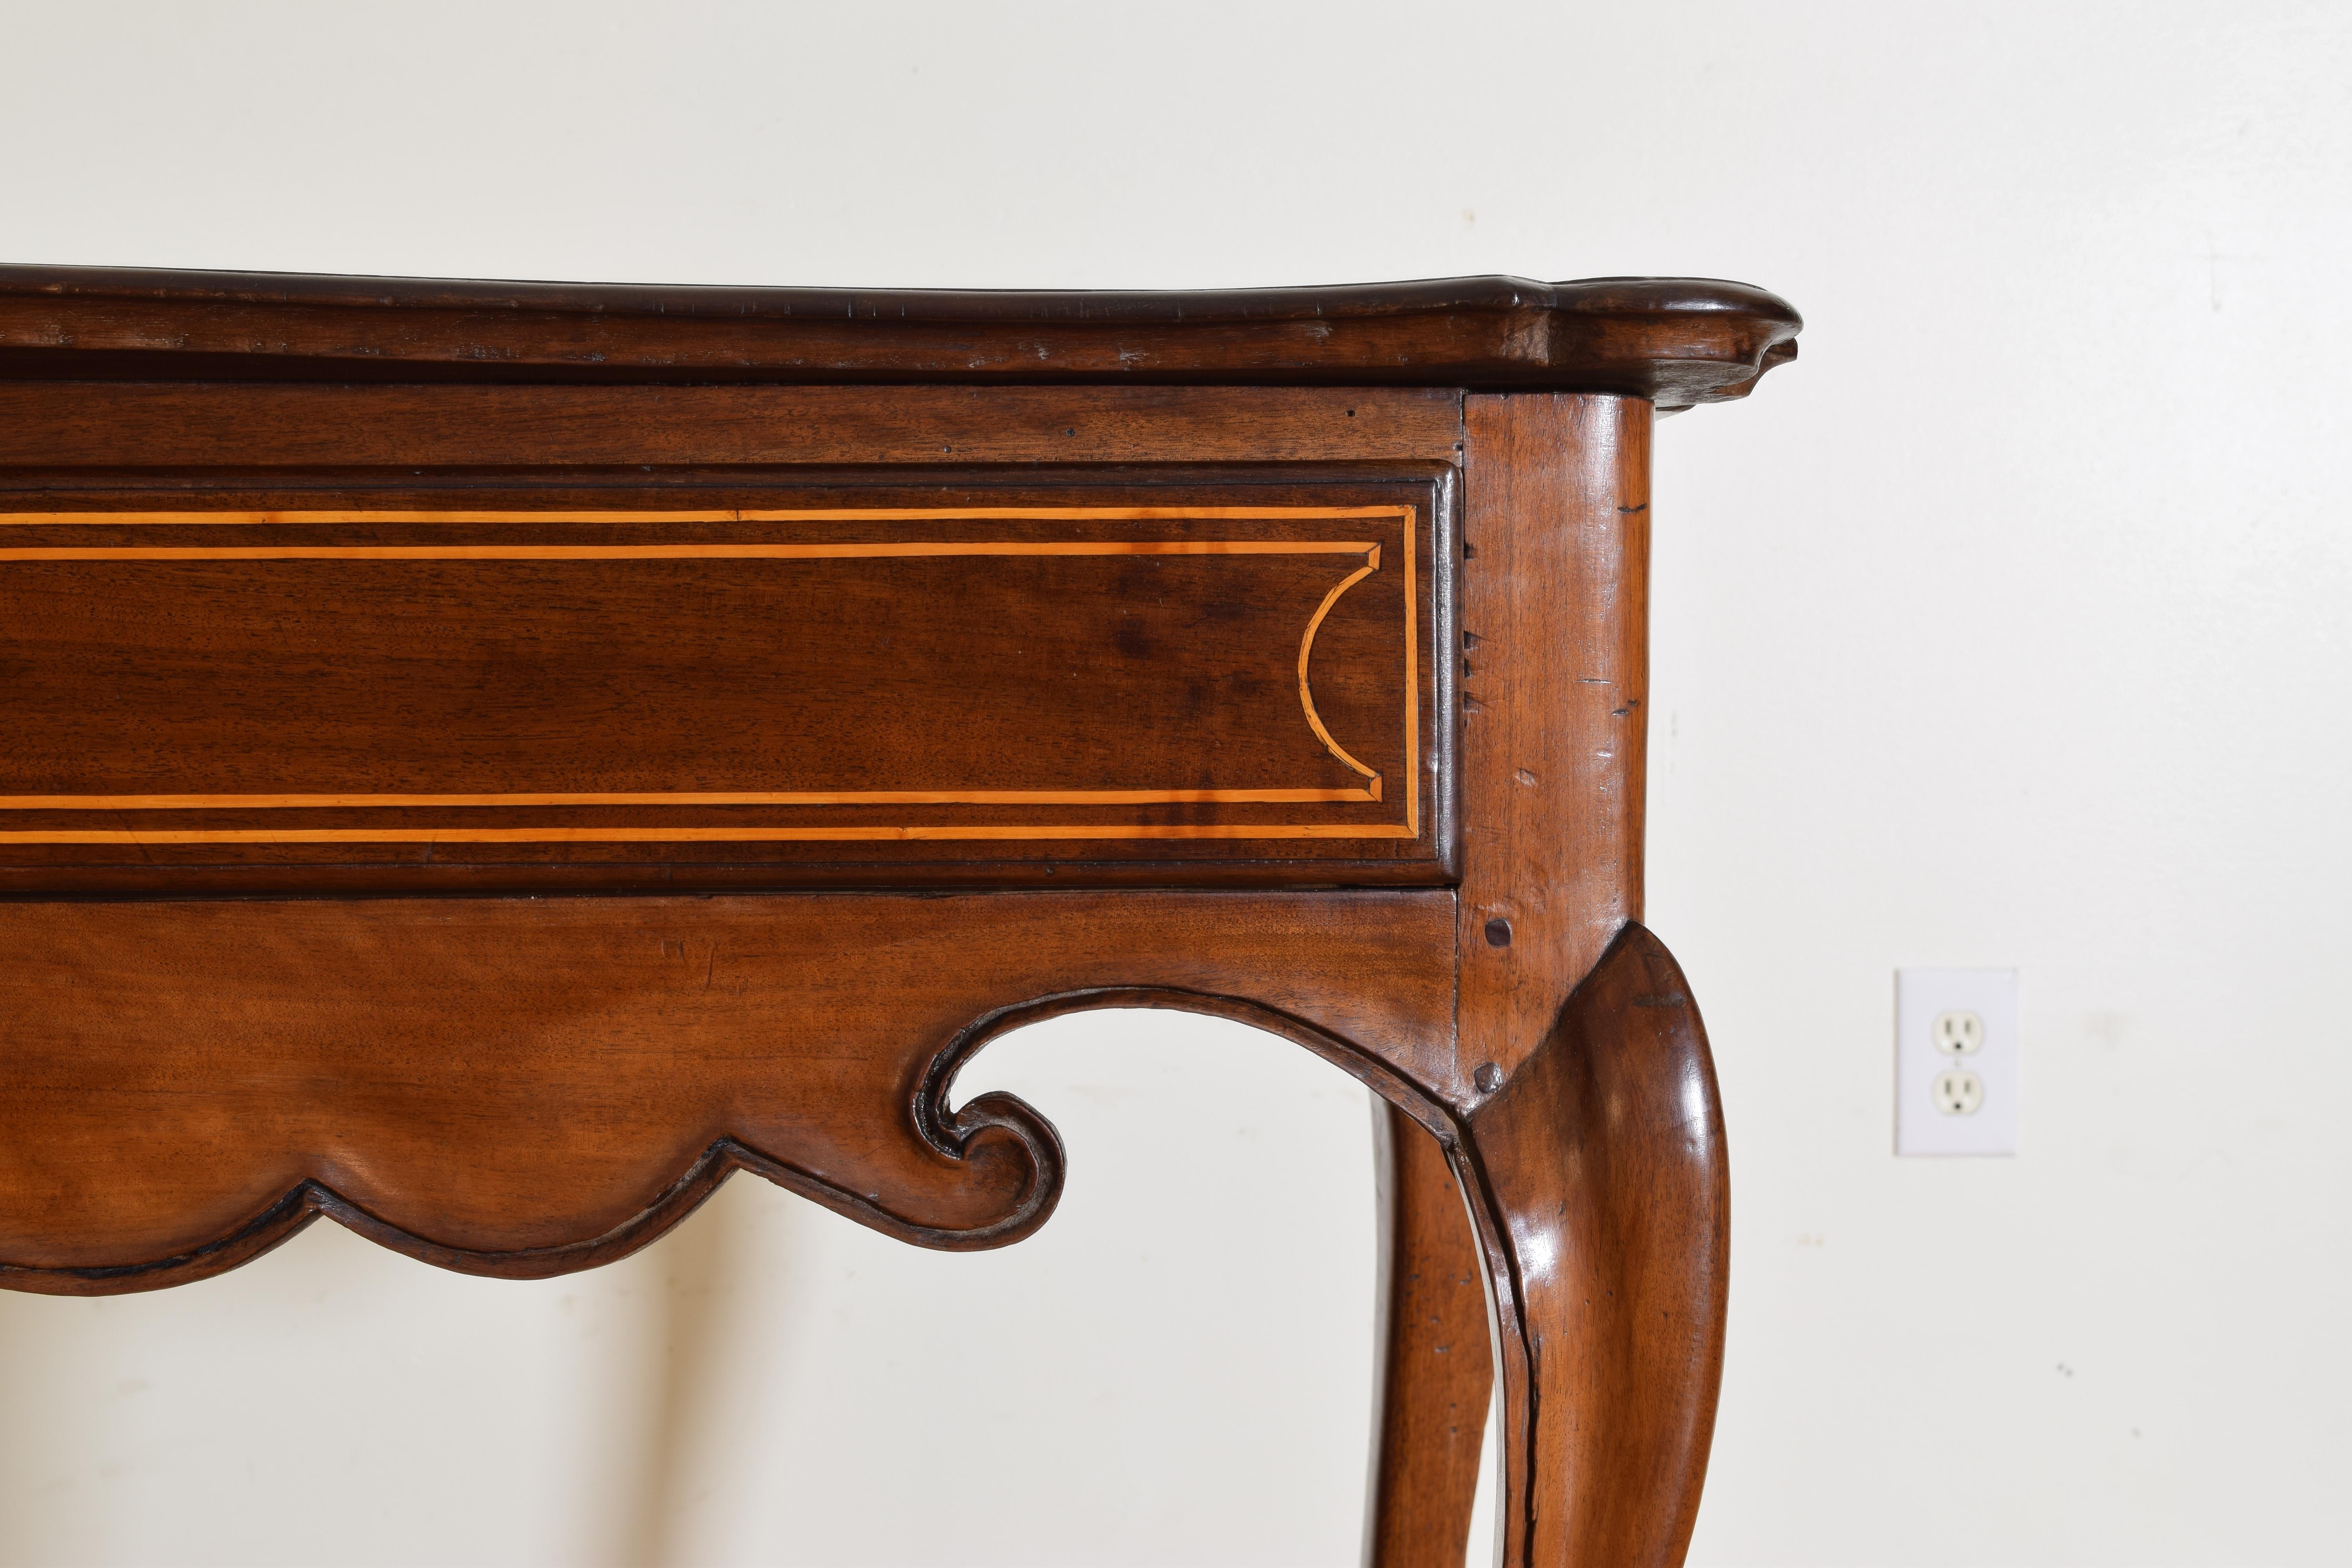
2 3 2345 1563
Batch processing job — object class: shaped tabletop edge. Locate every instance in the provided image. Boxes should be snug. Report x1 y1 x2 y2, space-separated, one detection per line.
0 266 1801 408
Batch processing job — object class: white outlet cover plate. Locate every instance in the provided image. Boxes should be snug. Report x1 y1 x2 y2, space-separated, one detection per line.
1895 968 2018 1156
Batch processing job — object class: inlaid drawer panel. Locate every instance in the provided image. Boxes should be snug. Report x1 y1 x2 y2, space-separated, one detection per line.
0 470 1454 891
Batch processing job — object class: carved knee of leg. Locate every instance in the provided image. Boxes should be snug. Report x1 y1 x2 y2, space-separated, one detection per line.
1455 924 1729 1568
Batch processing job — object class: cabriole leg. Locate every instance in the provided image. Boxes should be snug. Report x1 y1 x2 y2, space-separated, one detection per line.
1454 924 1728 1568
1365 1100 1494 1567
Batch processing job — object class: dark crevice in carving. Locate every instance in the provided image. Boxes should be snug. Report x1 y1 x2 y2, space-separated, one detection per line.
925 984 1467 1153
1441 920 1731 1567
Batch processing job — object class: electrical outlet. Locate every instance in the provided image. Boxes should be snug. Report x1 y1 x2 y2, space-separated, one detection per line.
1932 1010 1984 1055
1896 969 2016 1155
1929 1067 1984 1114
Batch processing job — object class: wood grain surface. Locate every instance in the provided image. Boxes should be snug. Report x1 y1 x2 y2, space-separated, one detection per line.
0 268 1801 408
1365 1101 1495 1568
0 476 1454 890
0 383 1466 470
0 890 1459 1293
1445 394 1728 1566
1456 394 1650 1082
0 268 1802 1563
1454 924 1729 1568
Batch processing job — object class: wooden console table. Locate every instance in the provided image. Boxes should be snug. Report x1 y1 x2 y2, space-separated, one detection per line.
0 267 1798 1567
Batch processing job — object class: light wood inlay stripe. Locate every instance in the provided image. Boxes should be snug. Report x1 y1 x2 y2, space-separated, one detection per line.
0 541 1379 562
0 506 1412 526
2 788 1379 810
0 824 1422 844
1404 509 1419 838
0 505 1423 845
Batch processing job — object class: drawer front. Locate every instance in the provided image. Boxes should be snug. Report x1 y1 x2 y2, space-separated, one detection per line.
0 470 1454 891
